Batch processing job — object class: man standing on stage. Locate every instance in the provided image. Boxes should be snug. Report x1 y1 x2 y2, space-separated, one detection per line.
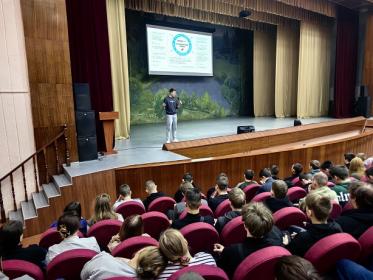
163 88 182 143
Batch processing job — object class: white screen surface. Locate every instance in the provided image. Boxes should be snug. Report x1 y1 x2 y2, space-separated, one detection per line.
146 25 213 76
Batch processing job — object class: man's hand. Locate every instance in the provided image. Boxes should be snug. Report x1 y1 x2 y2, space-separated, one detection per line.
214 243 224 254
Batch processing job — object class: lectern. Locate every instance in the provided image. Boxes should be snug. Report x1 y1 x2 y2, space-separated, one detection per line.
99 111 119 154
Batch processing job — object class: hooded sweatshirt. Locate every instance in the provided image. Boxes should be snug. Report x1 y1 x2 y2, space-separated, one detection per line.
215 210 241 233
336 208 373 239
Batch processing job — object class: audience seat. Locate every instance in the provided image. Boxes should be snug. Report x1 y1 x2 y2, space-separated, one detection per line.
287 187 307 203
115 201 145 218
273 207 307 230
232 246 291 280
358 226 373 262
168 264 229 280
111 236 159 258
330 202 342 220
179 204 214 220
214 199 231 218
342 202 353 212
87 219 122 251
220 216 246 247
291 177 302 187
46 249 98 280
142 211 170 239
252 192 271 203
2 260 44 280
242 184 260 202
148 197 176 213
180 222 219 255
304 233 361 274
39 228 83 249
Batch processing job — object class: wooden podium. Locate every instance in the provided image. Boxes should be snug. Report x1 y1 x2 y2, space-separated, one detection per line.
99 111 119 154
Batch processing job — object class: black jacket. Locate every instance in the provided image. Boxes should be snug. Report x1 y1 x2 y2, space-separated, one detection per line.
208 194 229 213
336 208 373 239
287 221 342 257
215 210 241 233
171 212 214 230
264 197 293 213
143 192 166 210
2 245 47 269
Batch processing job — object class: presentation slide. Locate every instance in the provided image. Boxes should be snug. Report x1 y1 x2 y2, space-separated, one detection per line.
146 24 213 76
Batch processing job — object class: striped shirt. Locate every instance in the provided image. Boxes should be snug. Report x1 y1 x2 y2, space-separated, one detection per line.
157 252 216 280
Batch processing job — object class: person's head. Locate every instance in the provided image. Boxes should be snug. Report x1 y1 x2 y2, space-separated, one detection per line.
330 165 349 183
300 173 313 187
119 214 144 241
133 246 167 279
241 203 273 238
244 169 255 181
57 213 80 239
305 192 332 223
182 172 193 183
159 229 190 265
366 167 373 183
228 187 246 210
259 168 272 182
349 157 365 177
311 172 328 190
179 181 194 196
92 193 116 223
63 201 82 218
275 255 322 280
169 88 177 97
271 180 288 199
271 165 279 177
320 160 333 177
185 188 202 211
118 184 132 199
344 153 356 167
216 175 228 192
292 163 303 175
309 160 320 171
349 182 373 210
177 272 205 280
357 153 366 161
0 220 23 255
145 180 157 194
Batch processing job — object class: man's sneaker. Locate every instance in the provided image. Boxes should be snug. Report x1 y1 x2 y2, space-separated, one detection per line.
172 138 179 142
166 139 171 143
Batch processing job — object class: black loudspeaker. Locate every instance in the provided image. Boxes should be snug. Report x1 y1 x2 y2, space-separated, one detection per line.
77 136 98 161
73 83 91 111
75 111 96 137
294 119 302 126
355 96 371 118
237 125 255 134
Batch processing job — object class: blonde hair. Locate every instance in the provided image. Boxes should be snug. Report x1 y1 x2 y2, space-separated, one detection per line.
349 157 365 178
90 193 117 224
159 229 190 266
136 246 167 279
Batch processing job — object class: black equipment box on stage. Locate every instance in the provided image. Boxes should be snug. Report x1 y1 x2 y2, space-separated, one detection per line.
237 125 255 134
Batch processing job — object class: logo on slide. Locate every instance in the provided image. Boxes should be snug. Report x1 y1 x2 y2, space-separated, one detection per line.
172 34 192 56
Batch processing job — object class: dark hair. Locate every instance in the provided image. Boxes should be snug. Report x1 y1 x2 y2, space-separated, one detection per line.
242 203 273 238
344 153 356 163
271 165 279 176
216 176 228 191
259 168 271 178
169 88 176 93
64 201 82 218
309 160 320 170
320 160 333 171
119 184 131 197
119 215 144 241
180 181 194 195
272 180 288 199
300 173 313 181
275 255 321 280
0 220 23 255
183 172 193 182
353 184 373 210
57 213 80 239
178 272 205 280
305 193 332 221
366 167 373 177
292 163 303 175
330 165 349 180
185 189 202 210
244 169 255 180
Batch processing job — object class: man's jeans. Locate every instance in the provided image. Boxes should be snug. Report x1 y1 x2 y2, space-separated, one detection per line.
166 114 177 142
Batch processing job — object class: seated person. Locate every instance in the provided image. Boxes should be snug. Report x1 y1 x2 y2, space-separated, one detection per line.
174 172 196 203
330 165 351 206
172 189 214 230
364 167 373 184
208 175 229 212
271 165 280 180
112 184 143 211
0 220 46 269
256 168 274 194
50 201 88 235
108 214 149 252
89 193 124 226
336 182 373 239
157 229 216 280
264 180 293 213
284 163 303 187
309 160 321 176
215 188 246 233
46 213 100 264
320 160 334 181
275 255 322 280
349 157 366 180
81 246 166 279
336 259 373 280
143 180 166 210
299 173 312 191
214 202 283 278
236 169 257 189
207 173 229 199
344 153 356 169
284 192 342 257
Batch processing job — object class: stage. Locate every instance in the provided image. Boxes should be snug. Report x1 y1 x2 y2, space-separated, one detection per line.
64 117 333 177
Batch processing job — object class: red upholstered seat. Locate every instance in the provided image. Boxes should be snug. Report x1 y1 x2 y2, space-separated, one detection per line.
252 192 271 202
358 226 373 262
87 219 122 250
214 199 231 218
291 177 302 187
232 246 291 280
39 227 83 249
330 201 342 220
168 265 229 280
111 236 159 258
220 216 246 246
179 204 213 220
2 260 44 280
115 201 145 218
342 202 353 212
105 278 135 280
242 184 260 202
287 187 307 202
180 222 219 255
141 211 170 239
148 197 176 213
273 207 307 230
46 249 98 280
304 233 361 274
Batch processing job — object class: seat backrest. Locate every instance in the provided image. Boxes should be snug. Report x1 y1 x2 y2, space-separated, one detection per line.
112 236 159 258
180 222 219 255
252 192 271 202
39 228 63 249
148 197 176 213
141 211 170 239
116 201 145 218
87 219 122 250
46 249 98 280
242 184 261 202
329 202 342 220
232 246 291 280
220 216 246 247
179 204 213 220
287 187 307 202
342 202 353 212
304 233 361 274
2 260 44 280
168 265 229 280
214 199 231 218
273 207 307 230
358 226 373 261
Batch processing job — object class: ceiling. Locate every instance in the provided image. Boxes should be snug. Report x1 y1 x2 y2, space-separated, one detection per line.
329 0 373 11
